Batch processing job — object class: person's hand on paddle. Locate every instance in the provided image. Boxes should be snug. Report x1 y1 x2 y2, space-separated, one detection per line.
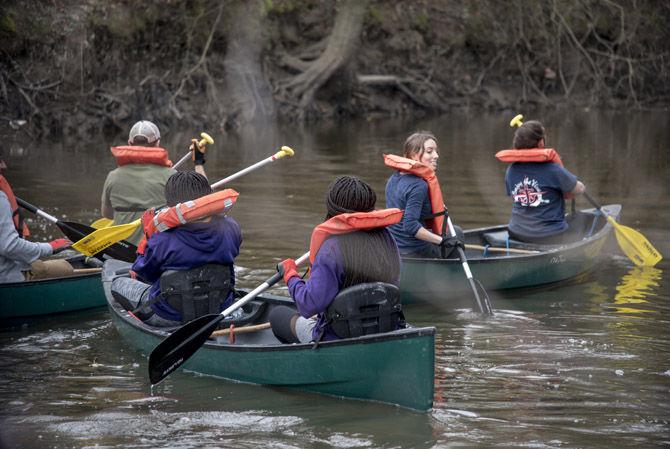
190 139 206 166
440 236 464 251
277 258 299 284
49 238 72 254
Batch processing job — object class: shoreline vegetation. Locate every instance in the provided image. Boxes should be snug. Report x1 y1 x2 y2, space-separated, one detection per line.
1 0 668 139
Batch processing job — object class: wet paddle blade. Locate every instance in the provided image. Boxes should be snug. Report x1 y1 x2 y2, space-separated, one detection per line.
72 219 141 257
91 217 113 229
607 216 663 267
148 314 223 385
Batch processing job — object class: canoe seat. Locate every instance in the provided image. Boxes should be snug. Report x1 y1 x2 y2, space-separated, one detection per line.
482 230 542 251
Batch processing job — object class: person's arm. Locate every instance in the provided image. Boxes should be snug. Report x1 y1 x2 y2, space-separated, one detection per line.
555 166 585 196
0 194 52 264
130 237 165 284
101 173 114 219
286 240 343 318
403 182 441 244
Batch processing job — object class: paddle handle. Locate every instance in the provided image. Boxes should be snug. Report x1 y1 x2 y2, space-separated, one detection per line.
16 197 59 224
173 132 215 169
220 251 310 318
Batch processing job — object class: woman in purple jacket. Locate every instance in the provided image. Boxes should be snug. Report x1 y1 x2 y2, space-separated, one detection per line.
110 171 242 326
270 176 402 343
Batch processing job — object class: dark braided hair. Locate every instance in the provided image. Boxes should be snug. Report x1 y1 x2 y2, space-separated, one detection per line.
164 171 212 207
325 176 400 288
513 120 545 149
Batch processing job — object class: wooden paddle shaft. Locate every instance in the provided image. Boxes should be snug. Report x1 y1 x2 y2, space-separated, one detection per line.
210 322 271 337
73 268 103 274
465 244 539 255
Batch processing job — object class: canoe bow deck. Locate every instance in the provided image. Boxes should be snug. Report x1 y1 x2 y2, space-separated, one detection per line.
400 204 621 304
103 261 436 411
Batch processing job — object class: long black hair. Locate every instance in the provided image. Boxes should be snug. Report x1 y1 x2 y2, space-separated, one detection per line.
324 176 400 288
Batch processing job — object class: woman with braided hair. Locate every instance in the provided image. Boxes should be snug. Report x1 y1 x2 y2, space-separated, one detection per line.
110 171 242 326
270 175 403 343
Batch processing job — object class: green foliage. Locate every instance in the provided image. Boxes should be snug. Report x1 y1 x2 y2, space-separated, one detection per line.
0 14 16 38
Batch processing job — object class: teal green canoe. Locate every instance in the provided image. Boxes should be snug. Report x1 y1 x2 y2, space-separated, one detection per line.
103 261 436 411
401 204 620 305
0 255 105 328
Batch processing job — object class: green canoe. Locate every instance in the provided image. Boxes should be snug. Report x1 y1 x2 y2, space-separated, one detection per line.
103 261 436 411
401 204 621 305
0 255 105 328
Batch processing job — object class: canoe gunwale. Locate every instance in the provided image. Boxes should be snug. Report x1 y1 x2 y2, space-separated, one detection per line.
402 204 621 264
107 292 436 353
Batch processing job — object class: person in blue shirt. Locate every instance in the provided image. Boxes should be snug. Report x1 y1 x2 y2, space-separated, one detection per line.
504 120 586 244
270 176 402 343
385 131 463 258
110 171 242 326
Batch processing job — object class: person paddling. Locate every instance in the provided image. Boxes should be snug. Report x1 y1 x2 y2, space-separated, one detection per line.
101 120 208 245
496 119 586 244
270 176 404 344
384 131 464 258
0 152 71 283
110 171 242 327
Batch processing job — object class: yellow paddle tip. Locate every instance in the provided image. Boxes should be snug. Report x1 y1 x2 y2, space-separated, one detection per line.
199 132 214 146
510 114 524 128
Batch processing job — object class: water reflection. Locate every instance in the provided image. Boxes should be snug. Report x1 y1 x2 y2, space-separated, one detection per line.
610 266 663 315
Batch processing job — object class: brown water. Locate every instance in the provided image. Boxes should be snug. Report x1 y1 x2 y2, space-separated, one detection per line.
1 110 669 448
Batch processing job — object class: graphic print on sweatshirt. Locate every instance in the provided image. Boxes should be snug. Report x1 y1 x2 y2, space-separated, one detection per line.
511 177 549 207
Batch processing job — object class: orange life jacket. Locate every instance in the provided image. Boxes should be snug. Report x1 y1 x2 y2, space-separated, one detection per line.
110 146 173 167
383 154 447 235
309 208 403 264
495 148 564 166
0 175 29 238
137 189 239 254
495 148 573 199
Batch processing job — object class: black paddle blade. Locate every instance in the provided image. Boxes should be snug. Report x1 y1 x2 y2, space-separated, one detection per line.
59 221 137 262
148 313 224 385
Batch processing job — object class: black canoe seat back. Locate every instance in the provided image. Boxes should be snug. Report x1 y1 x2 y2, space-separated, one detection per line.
159 264 232 323
325 282 403 339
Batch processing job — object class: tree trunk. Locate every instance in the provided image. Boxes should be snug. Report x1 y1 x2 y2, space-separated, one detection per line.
223 0 276 126
276 0 367 120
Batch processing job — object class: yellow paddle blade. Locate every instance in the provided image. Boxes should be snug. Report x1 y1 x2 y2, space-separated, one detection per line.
607 216 663 267
72 219 141 257
90 217 113 229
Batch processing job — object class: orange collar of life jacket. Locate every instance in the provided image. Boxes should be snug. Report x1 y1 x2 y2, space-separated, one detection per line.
495 148 564 167
110 146 173 167
137 189 239 254
383 153 446 235
309 208 403 264
0 175 29 238
496 148 574 199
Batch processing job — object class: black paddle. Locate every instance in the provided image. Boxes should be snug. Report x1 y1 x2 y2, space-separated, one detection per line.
17 197 137 262
148 251 310 385
444 210 492 315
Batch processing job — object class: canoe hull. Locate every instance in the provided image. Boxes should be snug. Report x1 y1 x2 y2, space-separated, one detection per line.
401 205 620 304
103 264 435 411
0 272 105 327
